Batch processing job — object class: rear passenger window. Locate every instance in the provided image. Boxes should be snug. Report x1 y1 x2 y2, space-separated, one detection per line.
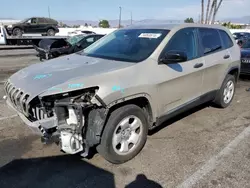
39 18 46 24
218 30 233 49
162 28 198 61
199 28 222 55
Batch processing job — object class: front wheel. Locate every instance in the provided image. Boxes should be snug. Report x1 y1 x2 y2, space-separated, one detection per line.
97 104 149 164
214 74 236 108
12 28 22 37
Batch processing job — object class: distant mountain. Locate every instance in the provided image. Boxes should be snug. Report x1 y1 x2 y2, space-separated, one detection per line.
60 19 184 27
222 16 250 24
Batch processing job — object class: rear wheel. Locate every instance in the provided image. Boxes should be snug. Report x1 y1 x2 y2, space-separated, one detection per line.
47 28 55 36
12 28 22 37
214 74 236 108
97 104 149 164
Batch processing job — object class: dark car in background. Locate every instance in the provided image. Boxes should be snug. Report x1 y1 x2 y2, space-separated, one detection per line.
233 32 250 47
240 39 250 75
6 17 59 37
34 34 105 61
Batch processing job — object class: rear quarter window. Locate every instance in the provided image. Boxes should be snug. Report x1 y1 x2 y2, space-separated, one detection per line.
199 28 222 55
218 29 233 49
47 18 58 25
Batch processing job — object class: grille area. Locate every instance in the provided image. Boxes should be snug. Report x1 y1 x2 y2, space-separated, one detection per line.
4 81 30 116
4 81 48 122
31 106 47 120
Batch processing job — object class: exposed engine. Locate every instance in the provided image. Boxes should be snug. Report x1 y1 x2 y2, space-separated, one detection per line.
38 88 108 157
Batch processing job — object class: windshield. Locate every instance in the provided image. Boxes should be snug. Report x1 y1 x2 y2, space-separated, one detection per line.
66 34 86 45
19 18 30 23
242 40 250 49
81 29 169 62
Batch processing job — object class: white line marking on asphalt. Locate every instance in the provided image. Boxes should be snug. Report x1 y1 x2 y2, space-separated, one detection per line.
177 125 250 188
0 114 18 121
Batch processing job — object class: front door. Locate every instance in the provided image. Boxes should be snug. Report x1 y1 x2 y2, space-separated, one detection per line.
156 27 205 116
24 18 39 33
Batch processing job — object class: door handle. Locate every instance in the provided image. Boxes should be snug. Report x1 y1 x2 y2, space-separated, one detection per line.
194 63 203 68
224 54 230 59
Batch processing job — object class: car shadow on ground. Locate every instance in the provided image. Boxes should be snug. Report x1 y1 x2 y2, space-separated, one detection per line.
0 155 163 188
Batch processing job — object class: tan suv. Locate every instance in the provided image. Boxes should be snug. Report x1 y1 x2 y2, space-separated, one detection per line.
4 23 240 164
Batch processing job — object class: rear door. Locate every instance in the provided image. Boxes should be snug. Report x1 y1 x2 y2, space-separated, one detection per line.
198 28 232 95
37 18 47 33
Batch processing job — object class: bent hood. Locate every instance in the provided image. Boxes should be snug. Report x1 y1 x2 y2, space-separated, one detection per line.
8 53 135 99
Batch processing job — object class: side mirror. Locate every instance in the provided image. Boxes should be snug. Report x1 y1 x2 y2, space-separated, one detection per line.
159 50 187 64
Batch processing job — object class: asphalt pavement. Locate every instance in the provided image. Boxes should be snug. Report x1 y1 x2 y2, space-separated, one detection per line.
0 55 250 188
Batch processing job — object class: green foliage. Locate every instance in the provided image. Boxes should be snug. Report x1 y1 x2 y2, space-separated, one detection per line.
221 22 243 29
58 21 69 28
72 25 80 28
98 20 110 28
184 18 194 23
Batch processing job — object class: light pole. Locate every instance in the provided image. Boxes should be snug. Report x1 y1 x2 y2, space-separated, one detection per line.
130 11 133 25
48 6 51 18
119 6 122 28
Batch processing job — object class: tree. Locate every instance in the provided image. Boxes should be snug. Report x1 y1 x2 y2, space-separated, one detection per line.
84 23 88 27
205 0 211 24
201 0 204 24
211 0 223 24
98 20 110 28
72 25 80 28
184 18 194 23
204 0 224 24
221 22 243 29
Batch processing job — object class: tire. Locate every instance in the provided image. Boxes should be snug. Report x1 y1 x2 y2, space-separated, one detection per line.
214 74 236 108
12 28 22 37
96 104 149 164
47 28 55 36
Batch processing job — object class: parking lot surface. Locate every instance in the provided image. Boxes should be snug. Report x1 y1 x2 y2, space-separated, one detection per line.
0 55 250 188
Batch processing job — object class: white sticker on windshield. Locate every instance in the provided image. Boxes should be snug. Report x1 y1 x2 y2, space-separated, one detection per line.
138 33 162 38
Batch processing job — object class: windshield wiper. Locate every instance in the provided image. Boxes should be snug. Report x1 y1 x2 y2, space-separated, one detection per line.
204 45 222 55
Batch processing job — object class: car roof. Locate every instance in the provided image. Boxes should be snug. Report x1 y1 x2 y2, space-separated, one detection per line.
125 23 227 31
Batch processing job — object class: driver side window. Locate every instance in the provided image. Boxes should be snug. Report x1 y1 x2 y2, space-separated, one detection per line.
162 28 198 61
31 18 37 24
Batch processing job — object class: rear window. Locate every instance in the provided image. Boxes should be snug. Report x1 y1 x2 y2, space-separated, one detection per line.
199 28 222 55
218 30 233 49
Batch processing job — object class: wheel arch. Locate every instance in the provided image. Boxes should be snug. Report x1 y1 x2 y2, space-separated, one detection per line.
106 94 155 128
227 66 239 82
12 26 23 33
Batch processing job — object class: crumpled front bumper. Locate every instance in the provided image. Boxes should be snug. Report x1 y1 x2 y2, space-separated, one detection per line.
6 98 57 135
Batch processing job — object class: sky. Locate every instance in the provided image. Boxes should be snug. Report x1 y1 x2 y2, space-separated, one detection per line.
1 0 249 21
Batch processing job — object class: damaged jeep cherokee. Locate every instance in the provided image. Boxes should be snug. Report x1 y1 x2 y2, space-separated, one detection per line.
3 23 240 164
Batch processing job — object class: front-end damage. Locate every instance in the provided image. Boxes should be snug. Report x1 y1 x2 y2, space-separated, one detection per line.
40 87 108 156
11 86 108 157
